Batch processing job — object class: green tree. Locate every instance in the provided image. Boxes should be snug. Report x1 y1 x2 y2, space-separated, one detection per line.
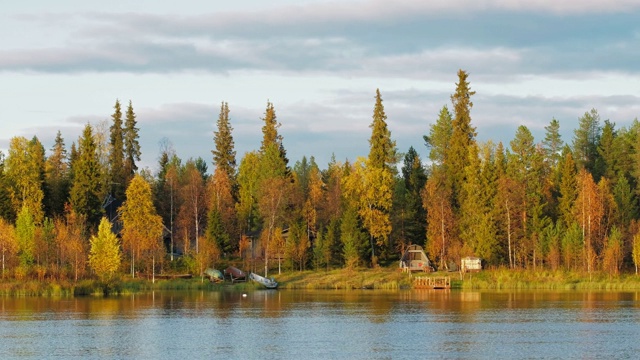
212 101 237 180
15 206 35 267
123 100 141 184
70 124 103 227
542 118 563 171
89 217 122 282
424 105 453 166
108 99 127 199
340 206 365 269
448 69 477 207
393 147 426 248
596 120 618 182
260 101 288 169
206 207 230 255
44 131 70 219
236 152 261 233
572 108 601 179
368 89 397 171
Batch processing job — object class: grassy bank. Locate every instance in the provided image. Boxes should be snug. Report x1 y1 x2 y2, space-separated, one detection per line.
460 269 640 290
3 268 640 296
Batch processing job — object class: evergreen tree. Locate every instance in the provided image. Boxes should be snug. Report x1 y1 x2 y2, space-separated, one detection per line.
424 105 453 166
393 147 427 247
597 120 617 182
123 100 141 184
108 99 126 199
70 124 103 228
206 207 230 255
368 89 397 171
260 101 288 169
0 152 13 221
448 70 477 207
44 131 70 219
573 108 601 179
212 102 237 180
542 118 563 170
340 206 365 269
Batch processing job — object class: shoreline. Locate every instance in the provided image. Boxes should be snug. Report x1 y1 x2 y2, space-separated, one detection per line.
3 268 640 296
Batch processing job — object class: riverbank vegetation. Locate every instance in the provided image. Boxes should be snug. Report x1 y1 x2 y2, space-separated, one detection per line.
1 70 640 290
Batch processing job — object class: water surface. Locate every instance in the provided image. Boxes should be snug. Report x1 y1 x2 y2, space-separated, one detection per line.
1 290 639 359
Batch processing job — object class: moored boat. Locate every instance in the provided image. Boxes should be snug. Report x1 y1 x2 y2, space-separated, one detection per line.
249 272 278 289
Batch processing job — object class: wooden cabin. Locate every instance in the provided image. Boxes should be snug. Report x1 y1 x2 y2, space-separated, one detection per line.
399 245 432 273
461 257 482 272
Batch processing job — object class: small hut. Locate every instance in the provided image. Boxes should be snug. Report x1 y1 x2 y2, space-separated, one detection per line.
461 257 482 272
399 245 432 273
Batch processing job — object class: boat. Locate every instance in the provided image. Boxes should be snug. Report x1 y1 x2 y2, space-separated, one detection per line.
204 268 224 283
224 266 247 283
249 272 278 289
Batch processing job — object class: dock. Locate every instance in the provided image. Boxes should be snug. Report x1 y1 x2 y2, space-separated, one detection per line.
413 276 451 289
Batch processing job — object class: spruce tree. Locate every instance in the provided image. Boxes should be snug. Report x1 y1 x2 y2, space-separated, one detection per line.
448 70 477 208
260 101 288 169
70 124 103 228
123 100 141 185
108 100 126 199
368 89 397 172
212 102 237 180
45 131 70 219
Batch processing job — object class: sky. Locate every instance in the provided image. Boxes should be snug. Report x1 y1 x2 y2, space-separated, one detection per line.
1 0 640 173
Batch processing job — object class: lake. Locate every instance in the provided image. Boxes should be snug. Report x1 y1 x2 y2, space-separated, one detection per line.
1 290 639 359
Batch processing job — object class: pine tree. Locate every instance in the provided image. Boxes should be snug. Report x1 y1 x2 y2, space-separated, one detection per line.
123 100 141 185
573 108 601 179
212 102 237 180
70 124 103 228
424 105 453 166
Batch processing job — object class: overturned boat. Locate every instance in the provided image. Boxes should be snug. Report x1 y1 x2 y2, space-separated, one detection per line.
224 266 247 283
204 268 224 283
249 272 278 289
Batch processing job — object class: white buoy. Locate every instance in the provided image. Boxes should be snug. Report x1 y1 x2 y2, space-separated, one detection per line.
242 293 247 298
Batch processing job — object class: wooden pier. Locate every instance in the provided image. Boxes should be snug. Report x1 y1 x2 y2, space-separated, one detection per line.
413 276 451 289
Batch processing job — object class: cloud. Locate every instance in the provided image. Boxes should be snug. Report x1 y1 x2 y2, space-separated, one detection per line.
2 2 638 80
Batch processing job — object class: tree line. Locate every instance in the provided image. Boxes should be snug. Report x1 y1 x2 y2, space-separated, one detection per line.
1 69 640 281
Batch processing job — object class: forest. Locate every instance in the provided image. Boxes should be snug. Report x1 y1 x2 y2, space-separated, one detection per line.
1 69 640 282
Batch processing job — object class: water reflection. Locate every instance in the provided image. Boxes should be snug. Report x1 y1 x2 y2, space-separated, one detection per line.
1 290 640 359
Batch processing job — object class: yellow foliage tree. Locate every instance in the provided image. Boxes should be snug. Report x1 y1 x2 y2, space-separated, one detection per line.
0 218 18 278
89 217 122 282
120 175 163 277
343 157 393 266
